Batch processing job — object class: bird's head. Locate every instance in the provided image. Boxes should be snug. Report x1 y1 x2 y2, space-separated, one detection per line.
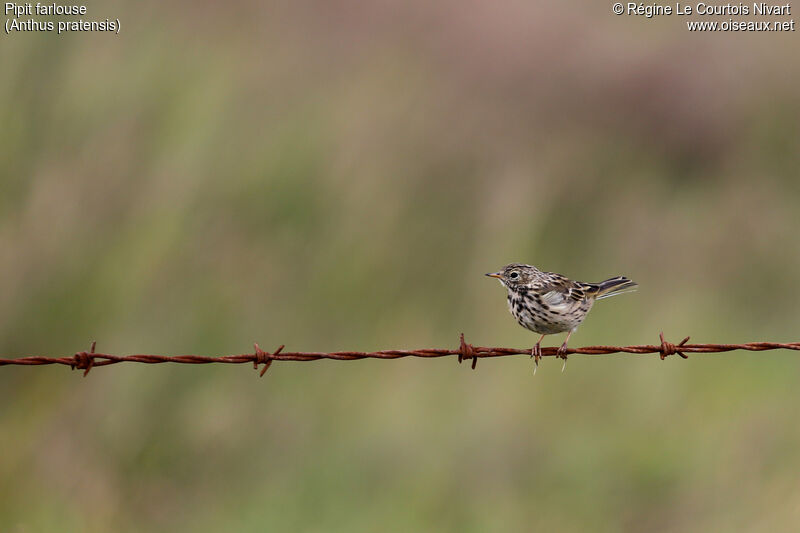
485 263 539 288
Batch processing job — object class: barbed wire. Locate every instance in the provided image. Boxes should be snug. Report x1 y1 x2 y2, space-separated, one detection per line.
1 333 798 377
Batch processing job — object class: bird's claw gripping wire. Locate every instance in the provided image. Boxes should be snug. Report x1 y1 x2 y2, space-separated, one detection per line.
557 342 569 373
530 344 542 374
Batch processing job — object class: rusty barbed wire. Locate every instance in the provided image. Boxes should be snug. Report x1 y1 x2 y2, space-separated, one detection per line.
1 333 799 377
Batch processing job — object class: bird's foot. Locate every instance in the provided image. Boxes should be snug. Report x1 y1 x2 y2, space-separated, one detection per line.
530 343 542 374
530 343 542 363
556 342 569 359
557 342 569 372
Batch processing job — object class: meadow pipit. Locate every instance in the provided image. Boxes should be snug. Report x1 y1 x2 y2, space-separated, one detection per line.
487 263 637 372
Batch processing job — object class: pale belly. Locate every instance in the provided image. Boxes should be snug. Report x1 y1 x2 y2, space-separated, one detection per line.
507 292 593 335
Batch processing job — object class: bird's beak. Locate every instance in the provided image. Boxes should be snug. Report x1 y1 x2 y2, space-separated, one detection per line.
485 272 503 279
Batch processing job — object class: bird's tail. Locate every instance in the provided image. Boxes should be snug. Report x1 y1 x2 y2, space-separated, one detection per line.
593 276 638 300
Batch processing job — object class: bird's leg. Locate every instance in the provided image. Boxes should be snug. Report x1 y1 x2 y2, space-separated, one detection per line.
557 331 573 373
530 334 545 374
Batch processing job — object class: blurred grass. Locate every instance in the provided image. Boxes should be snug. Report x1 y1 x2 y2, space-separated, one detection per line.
1 1 800 532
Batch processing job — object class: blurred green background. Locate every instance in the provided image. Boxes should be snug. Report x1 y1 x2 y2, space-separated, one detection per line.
2 1 799 531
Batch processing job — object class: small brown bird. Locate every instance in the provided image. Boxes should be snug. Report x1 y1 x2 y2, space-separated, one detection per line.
486 263 637 372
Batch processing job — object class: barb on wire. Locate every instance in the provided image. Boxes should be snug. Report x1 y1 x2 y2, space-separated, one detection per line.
1 332 799 378
253 343 284 377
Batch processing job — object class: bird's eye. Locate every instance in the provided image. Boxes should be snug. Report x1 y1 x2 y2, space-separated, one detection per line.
509 272 519 279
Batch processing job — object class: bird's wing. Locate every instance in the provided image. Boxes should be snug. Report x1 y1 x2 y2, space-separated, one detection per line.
537 273 592 310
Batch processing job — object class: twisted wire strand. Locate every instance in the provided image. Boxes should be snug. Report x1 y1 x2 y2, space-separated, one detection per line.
1 333 798 377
